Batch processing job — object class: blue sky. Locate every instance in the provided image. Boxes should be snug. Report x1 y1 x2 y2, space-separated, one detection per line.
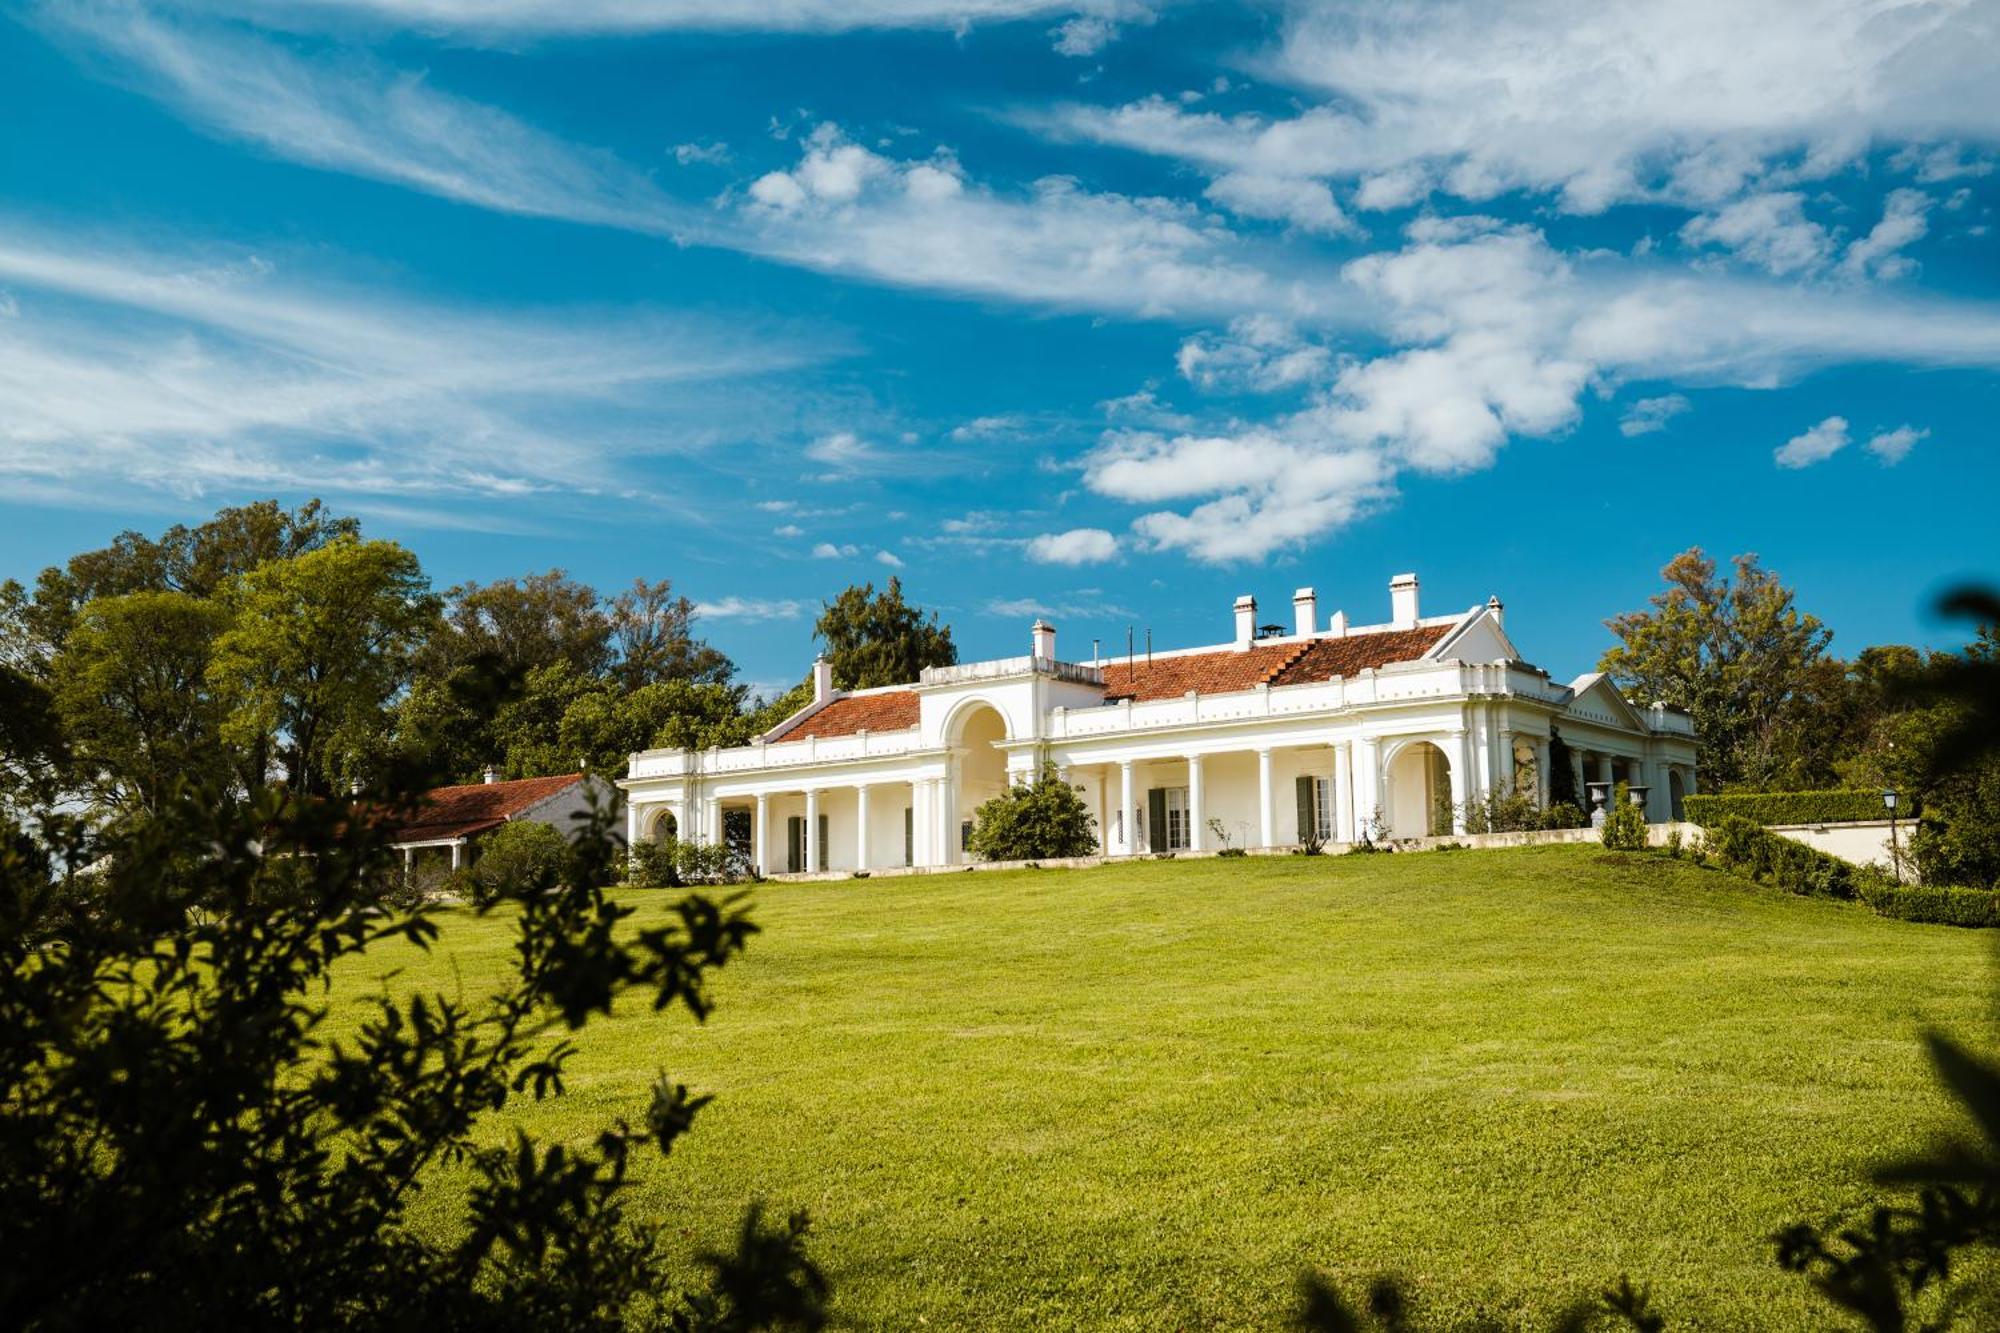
3 0 1997 697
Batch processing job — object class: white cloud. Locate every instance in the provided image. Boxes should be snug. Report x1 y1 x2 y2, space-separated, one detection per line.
1051 15 1115 57
1025 527 1118 564
673 140 731 166
987 591 1132 619
0 223 817 506
1865 423 1929 465
874 549 904 568
1842 188 1931 280
40 5 694 236
1202 171 1359 237
1618 394 1691 437
198 0 1110 35
804 429 880 471
727 125 1324 321
1775 416 1850 468
811 542 858 558
772 523 804 537
1041 1 2000 215
949 414 1024 440
1177 315 1330 393
1680 193 1833 277
693 595 806 620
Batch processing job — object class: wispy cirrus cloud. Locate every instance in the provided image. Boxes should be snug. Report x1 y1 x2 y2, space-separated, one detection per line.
37 2 698 234
0 223 824 508
182 0 1136 37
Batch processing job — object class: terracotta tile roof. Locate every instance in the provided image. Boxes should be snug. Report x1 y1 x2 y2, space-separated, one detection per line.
1099 640 1308 702
1266 624 1452 685
1101 624 1449 702
773 690 920 740
384 772 586 844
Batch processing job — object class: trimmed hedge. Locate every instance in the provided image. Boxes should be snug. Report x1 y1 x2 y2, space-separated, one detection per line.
1701 814 1869 899
1683 789 1889 827
1860 882 2000 928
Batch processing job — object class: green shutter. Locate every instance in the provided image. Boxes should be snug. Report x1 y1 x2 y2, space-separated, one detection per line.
904 806 913 865
817 814 829 872
1147 788 1168 853
786 817 804 874
1296 775 1315 844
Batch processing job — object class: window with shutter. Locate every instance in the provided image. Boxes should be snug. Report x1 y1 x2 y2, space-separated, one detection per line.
1295 775 1314 844
1147 788 1167 853
904 806 913 865
786 816 804 874
818 813 829 872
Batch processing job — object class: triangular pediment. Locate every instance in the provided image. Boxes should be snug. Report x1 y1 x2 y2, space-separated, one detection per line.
1562 672 1650 731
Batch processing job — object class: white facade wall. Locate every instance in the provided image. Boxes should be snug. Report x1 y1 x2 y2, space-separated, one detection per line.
618 595 1698 875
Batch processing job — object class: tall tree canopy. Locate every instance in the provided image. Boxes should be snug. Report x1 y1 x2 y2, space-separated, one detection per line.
209 538 438 796
609 578 732 689
51 592 231 813
1600 549 1834 789
420 570 613 682
814 578 956 690
5 499 357 671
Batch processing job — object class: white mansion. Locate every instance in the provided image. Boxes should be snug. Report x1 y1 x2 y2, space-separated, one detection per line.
619 574 1697 875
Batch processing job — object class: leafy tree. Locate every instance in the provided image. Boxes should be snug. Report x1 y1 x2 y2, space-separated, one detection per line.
555 680 753 777
813 578 955 690
966 765 1097 862
0 729 825 1329
9 499 357 670
50 592 232 812
0 664 66 812
423 570 613 682
610 578 733 690
209 538 438 796
746 678 813 737
1600 549 1835 789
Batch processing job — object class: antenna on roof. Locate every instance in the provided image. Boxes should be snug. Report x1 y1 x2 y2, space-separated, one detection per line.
1126 625 1134 670
1145 628 1152 672
1092 636 1101 664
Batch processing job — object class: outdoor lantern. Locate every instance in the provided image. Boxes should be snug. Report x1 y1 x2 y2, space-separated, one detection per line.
1882 789 1899 813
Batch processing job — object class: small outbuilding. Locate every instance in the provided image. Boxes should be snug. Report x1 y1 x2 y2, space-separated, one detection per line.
381 771 620 876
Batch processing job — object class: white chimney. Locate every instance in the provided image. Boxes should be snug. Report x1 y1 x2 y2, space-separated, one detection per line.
812 653 834 702
1389 573 1420 629
1292 587 1317 638
482 767 498 785
1486 593 1504 628
1233 594 1258 647
1328 609 1348 638
1031 619 1056 661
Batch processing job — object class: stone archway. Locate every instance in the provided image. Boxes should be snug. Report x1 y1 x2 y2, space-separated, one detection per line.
946 701 1010 859
1668 769 1688 821
1383 740 1454 840
648 807 679 843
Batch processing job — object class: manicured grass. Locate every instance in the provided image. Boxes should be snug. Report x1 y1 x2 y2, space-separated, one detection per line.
327 846 1998 1329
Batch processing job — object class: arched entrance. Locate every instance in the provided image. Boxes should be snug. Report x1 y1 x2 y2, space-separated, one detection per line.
1668 770 1688 821
1383 740 1454 839
648 807 679 843
947 701 1009 859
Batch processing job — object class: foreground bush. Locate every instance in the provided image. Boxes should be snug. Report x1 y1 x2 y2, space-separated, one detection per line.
1684 789 1889 826
967 765 1097 862
627 836 753 888
0 772 823 1332
468 817 569 903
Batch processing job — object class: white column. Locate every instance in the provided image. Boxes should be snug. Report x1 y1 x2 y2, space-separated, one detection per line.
1496 727 1515 796
911 780 930 866
944 764 960 868
707 797 723 847
625 801 641 853
1118 760 1135 854
1187 754 1205 852
1354 736 1380 841
1333 740 1355 843
804 788 820 873
1450 729 1472 834
450 841 462 871
754 793 770 875
1534 738 1552 807
856 784 872 871
1256 748 1274 848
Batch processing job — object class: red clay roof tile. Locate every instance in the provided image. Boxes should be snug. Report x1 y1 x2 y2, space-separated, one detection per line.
384 772 585 844
773 690 921 739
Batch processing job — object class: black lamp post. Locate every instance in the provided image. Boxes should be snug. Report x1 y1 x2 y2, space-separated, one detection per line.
1883 789 1901 882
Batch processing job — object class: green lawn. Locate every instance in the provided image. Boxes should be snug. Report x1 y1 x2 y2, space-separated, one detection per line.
328 846 1999 1329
